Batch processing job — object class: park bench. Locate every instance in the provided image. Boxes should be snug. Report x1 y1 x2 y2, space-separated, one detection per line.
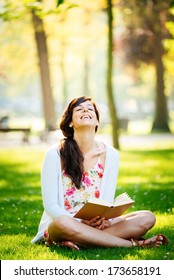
0 116 31 143
0 127 31 142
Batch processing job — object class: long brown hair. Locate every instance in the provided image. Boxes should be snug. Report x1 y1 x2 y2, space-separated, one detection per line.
59 96 100 189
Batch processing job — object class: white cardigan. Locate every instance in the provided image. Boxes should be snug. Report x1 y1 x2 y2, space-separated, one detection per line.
31 143 119 243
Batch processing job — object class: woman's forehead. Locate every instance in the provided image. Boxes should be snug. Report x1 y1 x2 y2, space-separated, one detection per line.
75 100 94 107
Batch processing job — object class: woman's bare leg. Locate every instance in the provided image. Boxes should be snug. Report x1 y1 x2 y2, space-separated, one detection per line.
48 215 133 247
47 212 164 248
104 210 156 239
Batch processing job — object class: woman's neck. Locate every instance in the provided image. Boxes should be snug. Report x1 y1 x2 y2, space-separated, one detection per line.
73 131 96 155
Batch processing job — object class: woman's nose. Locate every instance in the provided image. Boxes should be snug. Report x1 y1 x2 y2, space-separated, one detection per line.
83 107 88 112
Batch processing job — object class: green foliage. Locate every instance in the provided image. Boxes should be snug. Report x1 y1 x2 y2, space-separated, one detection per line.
57 0 64 6
170 0 174 8
0 145 173 260
118 0 171 66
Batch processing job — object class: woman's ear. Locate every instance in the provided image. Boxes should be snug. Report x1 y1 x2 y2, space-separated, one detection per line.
69 122 73 127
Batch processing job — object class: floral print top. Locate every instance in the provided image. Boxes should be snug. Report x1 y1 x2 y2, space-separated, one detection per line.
62 156 103 216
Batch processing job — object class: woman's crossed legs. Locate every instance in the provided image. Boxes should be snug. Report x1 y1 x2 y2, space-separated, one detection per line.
47 210 167 249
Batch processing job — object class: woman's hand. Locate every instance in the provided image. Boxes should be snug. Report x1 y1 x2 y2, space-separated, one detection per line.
97 219 111 230
81 216 111 230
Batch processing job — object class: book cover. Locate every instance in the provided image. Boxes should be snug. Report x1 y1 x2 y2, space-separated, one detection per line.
74 192 134 220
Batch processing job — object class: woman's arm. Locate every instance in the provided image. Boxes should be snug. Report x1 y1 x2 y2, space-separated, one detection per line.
101 146 120 202
41 147 72 218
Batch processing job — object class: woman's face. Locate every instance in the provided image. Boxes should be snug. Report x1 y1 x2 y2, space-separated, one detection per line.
70 100 99 131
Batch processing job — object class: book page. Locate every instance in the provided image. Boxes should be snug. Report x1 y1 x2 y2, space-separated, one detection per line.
113 192 134 206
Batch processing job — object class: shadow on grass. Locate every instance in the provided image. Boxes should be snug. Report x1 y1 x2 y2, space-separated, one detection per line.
43 239 173 260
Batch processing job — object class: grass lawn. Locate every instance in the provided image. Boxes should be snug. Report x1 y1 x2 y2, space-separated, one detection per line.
0 142 174 260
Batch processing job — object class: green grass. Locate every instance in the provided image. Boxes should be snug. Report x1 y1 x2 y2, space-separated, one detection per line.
0 145 174 260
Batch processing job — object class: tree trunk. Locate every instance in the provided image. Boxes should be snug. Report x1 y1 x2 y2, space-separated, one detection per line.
107 0 119 148
152 4 170 132
32 11 57 131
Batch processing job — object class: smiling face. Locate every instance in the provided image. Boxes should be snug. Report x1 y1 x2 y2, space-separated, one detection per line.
70 100 99 131
59 96 100 138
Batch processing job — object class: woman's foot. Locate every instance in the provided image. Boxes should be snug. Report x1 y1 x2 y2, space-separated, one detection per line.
59 241 80 251
132 234 168 247
43 229 80 251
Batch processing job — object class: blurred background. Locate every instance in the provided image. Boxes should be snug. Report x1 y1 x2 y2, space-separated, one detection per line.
0 0 174 148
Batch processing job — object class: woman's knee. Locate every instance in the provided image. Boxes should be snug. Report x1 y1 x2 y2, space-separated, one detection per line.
140 211 156 231
50 215 78 237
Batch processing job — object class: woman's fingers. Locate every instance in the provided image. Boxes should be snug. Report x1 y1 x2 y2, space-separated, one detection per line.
98 220 111 230
81 216 102 226
91 217 105 227
81 216 110 229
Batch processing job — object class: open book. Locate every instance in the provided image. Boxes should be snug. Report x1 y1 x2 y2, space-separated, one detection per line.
74 192 134 220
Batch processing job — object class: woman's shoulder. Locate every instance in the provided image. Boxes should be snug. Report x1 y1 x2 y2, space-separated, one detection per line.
44 144 60 158
96 140 106 154
106 144 119 158
96 140 119 158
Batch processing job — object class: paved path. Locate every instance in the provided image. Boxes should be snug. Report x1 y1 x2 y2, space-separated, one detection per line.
0 131 173 149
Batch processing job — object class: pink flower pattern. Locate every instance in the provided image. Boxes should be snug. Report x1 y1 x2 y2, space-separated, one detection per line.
62 160 103 215
66 187 76 196
82 176 91 187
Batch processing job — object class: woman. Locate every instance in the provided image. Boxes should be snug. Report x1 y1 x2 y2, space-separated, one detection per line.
31 96 168 250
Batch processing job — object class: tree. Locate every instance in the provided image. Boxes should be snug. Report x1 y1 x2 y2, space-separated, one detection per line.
0 0 57 130
106 0 119 148
117 0 171 132
152 3 169 131
31 2 57 130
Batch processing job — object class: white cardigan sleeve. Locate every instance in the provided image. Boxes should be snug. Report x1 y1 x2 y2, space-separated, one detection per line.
100 145 120 202
41 146 72 218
